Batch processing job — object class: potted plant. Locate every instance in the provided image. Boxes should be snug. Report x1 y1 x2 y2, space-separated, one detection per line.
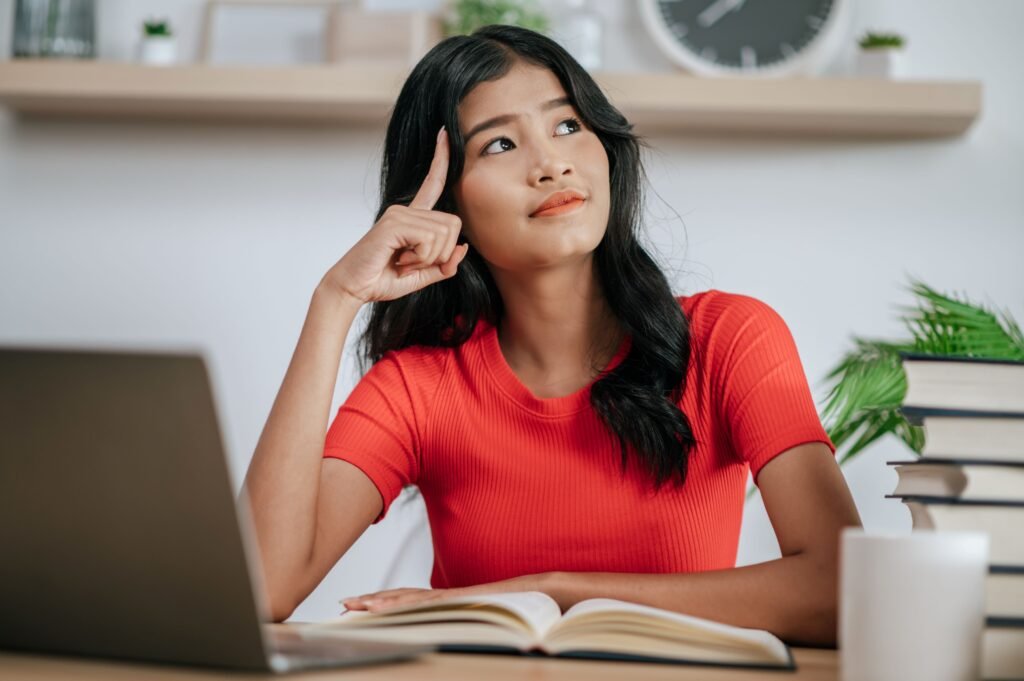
137 17 177 66
821 278 1023 467
853 30 906 79
443 0 550 37
746 279 1022 500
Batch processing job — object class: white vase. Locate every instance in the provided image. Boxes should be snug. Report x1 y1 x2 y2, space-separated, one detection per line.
137 36 178 66
854 48 905 79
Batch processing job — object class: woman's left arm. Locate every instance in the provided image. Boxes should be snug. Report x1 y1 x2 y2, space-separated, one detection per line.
548 441 862 647
344 442 861 647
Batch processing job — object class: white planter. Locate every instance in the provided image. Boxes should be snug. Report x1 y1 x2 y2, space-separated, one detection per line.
137 36 178 66
854 48 905 79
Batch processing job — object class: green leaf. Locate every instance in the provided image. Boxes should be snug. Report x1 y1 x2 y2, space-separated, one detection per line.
750 277 1018 502
859 31 905 49
444 0 550 37
817 276 1023 472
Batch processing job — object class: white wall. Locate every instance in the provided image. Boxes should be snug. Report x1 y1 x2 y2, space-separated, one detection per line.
2 1 1021 622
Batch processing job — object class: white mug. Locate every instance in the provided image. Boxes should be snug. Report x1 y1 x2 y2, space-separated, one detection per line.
840 528 988 681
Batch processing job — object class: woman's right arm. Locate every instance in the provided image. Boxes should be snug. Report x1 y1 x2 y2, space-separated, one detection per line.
241 126 467 621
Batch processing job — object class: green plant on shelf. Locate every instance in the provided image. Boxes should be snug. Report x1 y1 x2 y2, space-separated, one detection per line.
443 0 550 37
858 31 905 49
143 18 173 38
748 278 1023 499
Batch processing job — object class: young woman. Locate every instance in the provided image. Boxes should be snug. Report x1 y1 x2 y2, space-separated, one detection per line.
242 24 862 647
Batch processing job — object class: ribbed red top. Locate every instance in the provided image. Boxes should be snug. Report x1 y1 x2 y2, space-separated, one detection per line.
324 290 835 588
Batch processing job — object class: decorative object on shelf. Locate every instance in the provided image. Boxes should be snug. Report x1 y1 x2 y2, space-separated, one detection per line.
551 0 603 71
198 0 442 68
326 3 444 68
819 278 1023 467
199 0 335 65
12 0 95 59
136 17 178 66
638 0 851 77
853 30 907 79
442 0 550 38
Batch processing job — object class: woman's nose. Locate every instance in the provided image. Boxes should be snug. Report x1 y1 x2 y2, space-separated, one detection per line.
528 140 575 185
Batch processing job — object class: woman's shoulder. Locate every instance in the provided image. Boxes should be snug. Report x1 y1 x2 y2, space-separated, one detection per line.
366 319 488 384
675 288 791 350
677 287 781 320
371 342 454 380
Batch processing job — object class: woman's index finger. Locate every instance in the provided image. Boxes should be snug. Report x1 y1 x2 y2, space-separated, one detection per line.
409 127 450 210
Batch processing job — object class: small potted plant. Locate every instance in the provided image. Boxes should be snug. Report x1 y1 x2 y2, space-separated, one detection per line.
854 30 906 79
443 0 550 37
137 17 177 66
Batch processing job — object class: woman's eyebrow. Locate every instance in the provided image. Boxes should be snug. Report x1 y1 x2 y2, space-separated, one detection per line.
463 96 572 145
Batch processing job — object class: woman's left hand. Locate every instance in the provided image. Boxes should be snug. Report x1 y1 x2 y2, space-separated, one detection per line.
341 572 561 613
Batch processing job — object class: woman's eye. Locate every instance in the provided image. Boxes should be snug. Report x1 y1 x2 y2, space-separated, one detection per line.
481 117 582 156
555 117 582 136
483 138 515 155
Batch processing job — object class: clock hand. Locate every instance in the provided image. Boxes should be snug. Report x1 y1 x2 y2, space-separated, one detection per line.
697 0 747 29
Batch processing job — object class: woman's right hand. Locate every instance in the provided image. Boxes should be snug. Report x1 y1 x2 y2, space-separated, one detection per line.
321 127 469 305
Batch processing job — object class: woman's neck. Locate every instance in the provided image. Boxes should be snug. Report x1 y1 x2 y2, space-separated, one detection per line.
490 256 624 381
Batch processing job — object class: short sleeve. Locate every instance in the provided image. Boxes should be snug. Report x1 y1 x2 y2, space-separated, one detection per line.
710 293 836 480
323 351 423 524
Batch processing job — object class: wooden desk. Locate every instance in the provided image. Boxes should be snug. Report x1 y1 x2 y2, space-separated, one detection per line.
0 648 836 680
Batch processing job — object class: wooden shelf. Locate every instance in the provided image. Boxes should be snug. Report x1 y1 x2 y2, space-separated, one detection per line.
0 60 982 137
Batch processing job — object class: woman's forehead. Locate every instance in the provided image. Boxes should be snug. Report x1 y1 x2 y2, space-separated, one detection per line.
458 63 567 122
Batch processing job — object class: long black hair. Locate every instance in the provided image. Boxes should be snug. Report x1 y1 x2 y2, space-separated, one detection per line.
358 24 696 490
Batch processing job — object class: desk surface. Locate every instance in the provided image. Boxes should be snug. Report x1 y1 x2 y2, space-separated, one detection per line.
0 647 836 680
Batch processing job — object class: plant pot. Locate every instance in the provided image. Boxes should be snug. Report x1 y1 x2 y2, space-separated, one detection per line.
137 36 177 66
853 47 905 79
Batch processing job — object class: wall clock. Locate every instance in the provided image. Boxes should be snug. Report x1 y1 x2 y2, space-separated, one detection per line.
638 0 853 77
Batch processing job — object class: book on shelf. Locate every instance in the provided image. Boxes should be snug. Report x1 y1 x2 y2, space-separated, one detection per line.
899 352 1024 415
887 495 1024 568
889 459 1024 502
287 591 795 670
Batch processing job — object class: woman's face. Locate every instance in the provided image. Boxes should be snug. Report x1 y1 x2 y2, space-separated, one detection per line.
453 61 610 272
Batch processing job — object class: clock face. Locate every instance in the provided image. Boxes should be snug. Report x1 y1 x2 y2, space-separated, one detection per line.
649 0 840 73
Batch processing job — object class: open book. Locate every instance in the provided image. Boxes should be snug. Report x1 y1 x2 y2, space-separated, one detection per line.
288 591 795 670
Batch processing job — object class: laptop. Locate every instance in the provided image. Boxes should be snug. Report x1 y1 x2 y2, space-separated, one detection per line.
0 347 433 672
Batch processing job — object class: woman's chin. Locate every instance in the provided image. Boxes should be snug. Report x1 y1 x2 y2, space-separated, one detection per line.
517 239 606 269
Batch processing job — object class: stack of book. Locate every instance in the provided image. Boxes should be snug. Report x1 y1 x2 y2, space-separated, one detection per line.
888 352 1024 681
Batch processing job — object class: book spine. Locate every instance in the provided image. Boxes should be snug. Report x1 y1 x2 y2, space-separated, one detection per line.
900 405 1024 424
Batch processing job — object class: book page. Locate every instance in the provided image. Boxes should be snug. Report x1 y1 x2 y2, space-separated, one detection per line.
306 590 562 641
296 620 538 650
548 598 789 662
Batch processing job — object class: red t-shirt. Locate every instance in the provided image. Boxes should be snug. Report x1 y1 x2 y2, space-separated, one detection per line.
323 289 835 588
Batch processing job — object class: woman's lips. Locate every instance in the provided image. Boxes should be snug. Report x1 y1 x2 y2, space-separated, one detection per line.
531 198 585 218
